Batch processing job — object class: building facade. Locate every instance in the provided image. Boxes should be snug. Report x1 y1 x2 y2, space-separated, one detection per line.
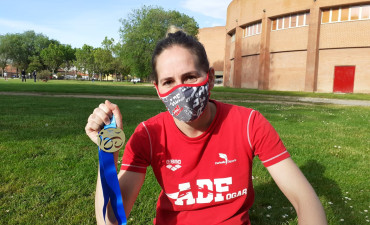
198 26 226 84
225 0 370 93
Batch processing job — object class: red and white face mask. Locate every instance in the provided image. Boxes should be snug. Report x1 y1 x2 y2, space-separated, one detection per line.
156 74 210 122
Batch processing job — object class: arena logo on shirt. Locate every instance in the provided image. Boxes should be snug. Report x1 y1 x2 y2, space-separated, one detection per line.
215 153 236 165
166 159 182 171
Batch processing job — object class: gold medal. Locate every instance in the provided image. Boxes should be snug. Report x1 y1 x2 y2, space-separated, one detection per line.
97 127 126 153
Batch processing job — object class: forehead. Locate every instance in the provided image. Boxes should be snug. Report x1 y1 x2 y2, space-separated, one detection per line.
156 46 198 80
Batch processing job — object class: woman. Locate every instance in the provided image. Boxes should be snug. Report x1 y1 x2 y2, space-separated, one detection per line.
85 30 327 225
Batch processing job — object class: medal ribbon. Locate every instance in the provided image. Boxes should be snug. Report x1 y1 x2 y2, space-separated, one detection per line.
98 115 127 225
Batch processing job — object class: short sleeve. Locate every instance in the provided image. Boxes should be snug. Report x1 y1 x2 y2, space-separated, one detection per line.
120 122 151 173
249 111 290 167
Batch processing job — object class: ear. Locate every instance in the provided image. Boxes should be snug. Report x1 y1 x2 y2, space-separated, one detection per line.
208 67 215 90
153 81 161 98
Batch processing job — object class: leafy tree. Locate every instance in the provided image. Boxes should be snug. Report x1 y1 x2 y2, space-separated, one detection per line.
0 31 57 73
27 56 43 73
40 43 64 74
119 5 198 80
60 44 76 75
0 35 11 75
94 47 113 81
75 44 95 79
5 33 25 70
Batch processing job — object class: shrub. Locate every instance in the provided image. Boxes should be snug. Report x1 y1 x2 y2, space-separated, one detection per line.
39 70 51 81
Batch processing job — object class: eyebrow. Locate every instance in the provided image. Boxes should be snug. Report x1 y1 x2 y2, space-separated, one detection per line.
159 71 200 83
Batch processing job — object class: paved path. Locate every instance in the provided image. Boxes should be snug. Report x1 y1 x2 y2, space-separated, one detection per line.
1 91 370 107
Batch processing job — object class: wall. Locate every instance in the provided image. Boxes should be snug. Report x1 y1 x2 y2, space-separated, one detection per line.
198 26 226 72
269 51 307 91
224 0 370 93
270 27 309 52
317 48 370 93
320 20 370 49
241 55 259 88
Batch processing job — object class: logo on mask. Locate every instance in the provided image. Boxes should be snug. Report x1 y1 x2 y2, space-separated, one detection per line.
173 105 184 116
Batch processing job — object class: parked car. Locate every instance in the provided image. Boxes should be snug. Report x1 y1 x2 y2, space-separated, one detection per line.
131 78 140 84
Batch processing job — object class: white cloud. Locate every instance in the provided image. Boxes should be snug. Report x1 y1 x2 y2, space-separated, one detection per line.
181 0 231 20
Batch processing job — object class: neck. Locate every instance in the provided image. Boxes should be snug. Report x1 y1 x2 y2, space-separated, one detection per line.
173 101 217 138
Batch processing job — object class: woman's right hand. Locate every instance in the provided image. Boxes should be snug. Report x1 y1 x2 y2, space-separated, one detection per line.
85 100 123 146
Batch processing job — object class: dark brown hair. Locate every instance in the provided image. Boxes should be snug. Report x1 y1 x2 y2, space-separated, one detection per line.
151 30 209 83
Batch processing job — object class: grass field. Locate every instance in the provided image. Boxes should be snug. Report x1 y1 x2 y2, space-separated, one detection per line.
0 80 369 225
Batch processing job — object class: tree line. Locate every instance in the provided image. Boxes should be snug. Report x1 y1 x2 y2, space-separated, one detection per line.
0 6 199 81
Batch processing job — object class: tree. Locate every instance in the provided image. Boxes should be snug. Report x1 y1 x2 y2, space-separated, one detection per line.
60 44 76 75
40 43 64 74
27 56 43 73
0 31 57 73
94 47 113 81
0 35 11 75
119 6 199 80
75 44 95 79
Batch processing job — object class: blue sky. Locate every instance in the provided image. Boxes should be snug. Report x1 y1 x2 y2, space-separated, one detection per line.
0 0 231 48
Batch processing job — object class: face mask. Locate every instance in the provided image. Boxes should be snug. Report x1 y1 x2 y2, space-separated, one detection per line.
156 74 210 122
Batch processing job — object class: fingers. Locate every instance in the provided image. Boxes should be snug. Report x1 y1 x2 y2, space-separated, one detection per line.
98 103 113 125
85 100 123 144
105 100 123 129
85 114 101 145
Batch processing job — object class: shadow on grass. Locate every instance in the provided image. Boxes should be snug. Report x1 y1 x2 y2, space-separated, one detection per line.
250 160 356 225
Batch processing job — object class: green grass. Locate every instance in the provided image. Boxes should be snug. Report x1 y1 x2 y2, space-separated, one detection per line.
0 80 369 225
1 79 370 100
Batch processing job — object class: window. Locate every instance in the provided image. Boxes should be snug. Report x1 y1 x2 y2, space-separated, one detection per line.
277 18 283 29
244 21 262 37
341 6 350 21
272 20 277 30
322 9 330 23
284 16 290 29
362 5 370 19
297 13 305 26
305 13 310 25
271 12 309 31
291 15 297 27
259 23 262 33
231 33 235 42
331 8 339 22
350 6 360 20
322 5 370 24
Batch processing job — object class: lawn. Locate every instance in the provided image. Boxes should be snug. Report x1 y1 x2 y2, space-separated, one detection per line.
0 80 369 225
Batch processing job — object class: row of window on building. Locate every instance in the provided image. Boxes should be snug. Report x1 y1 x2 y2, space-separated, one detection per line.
243 22 262 37
236 4 370 40
271 12 310 31
322 5 370 24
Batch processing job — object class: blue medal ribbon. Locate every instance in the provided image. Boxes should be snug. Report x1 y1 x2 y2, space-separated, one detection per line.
98 115 127 225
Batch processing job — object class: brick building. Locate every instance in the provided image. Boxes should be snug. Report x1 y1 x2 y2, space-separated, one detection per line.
198 26 226 84
224 0 370 93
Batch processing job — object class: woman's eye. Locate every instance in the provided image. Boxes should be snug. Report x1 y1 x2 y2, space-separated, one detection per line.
163 80 172 86
185 76 197 83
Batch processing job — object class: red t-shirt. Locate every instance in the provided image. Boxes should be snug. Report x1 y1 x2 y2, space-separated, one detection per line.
121 100 290 225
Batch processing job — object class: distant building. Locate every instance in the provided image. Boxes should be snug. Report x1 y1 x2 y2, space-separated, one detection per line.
198 26 226 84
225 0 370 93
